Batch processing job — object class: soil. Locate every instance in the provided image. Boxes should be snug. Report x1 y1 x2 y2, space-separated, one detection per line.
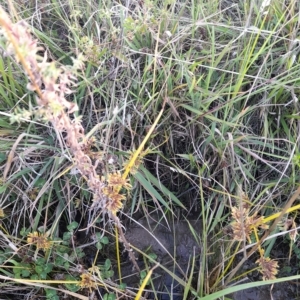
230 281 298 300
123 211 203 299
121 211 300 300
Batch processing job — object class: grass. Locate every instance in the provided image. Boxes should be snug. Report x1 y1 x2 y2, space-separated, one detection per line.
1 0 300 299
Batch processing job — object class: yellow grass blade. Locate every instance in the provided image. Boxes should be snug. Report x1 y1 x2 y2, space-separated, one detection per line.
122 101 165 180
134 264 158 300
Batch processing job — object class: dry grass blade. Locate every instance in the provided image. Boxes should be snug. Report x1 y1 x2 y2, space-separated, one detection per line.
3 132 27 181
0 275 89 300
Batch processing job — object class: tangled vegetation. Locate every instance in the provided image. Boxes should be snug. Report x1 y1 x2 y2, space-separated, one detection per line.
1 0 300 299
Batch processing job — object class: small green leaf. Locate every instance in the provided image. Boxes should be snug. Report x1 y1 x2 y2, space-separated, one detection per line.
106 270 114 278
45 288 57 297
67 221 78 231
21 269 31 277
40 271 47 279
63 261 70 269
63 232 72 241
35 265 43 274
65 275 80 292
103 293 116 300
20 227 30 237
13 267 21 275
96 242 102 250
31 274 39 280
148 253 157 260
36 258 45 265
55 257 64 265
104 259 111 270
140 270 146 279
57 245 68 253
75 249 85 258
100 236 109 244
45 288 59 299
44 263 53 273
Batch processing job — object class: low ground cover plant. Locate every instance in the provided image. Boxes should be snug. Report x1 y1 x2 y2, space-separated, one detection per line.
1 0 300 299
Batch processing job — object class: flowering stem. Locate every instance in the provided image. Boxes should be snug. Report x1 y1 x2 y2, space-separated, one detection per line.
253 226 264 257
122 100 165 180
0 8 43 99
115 223 122 284
225 185 300 286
